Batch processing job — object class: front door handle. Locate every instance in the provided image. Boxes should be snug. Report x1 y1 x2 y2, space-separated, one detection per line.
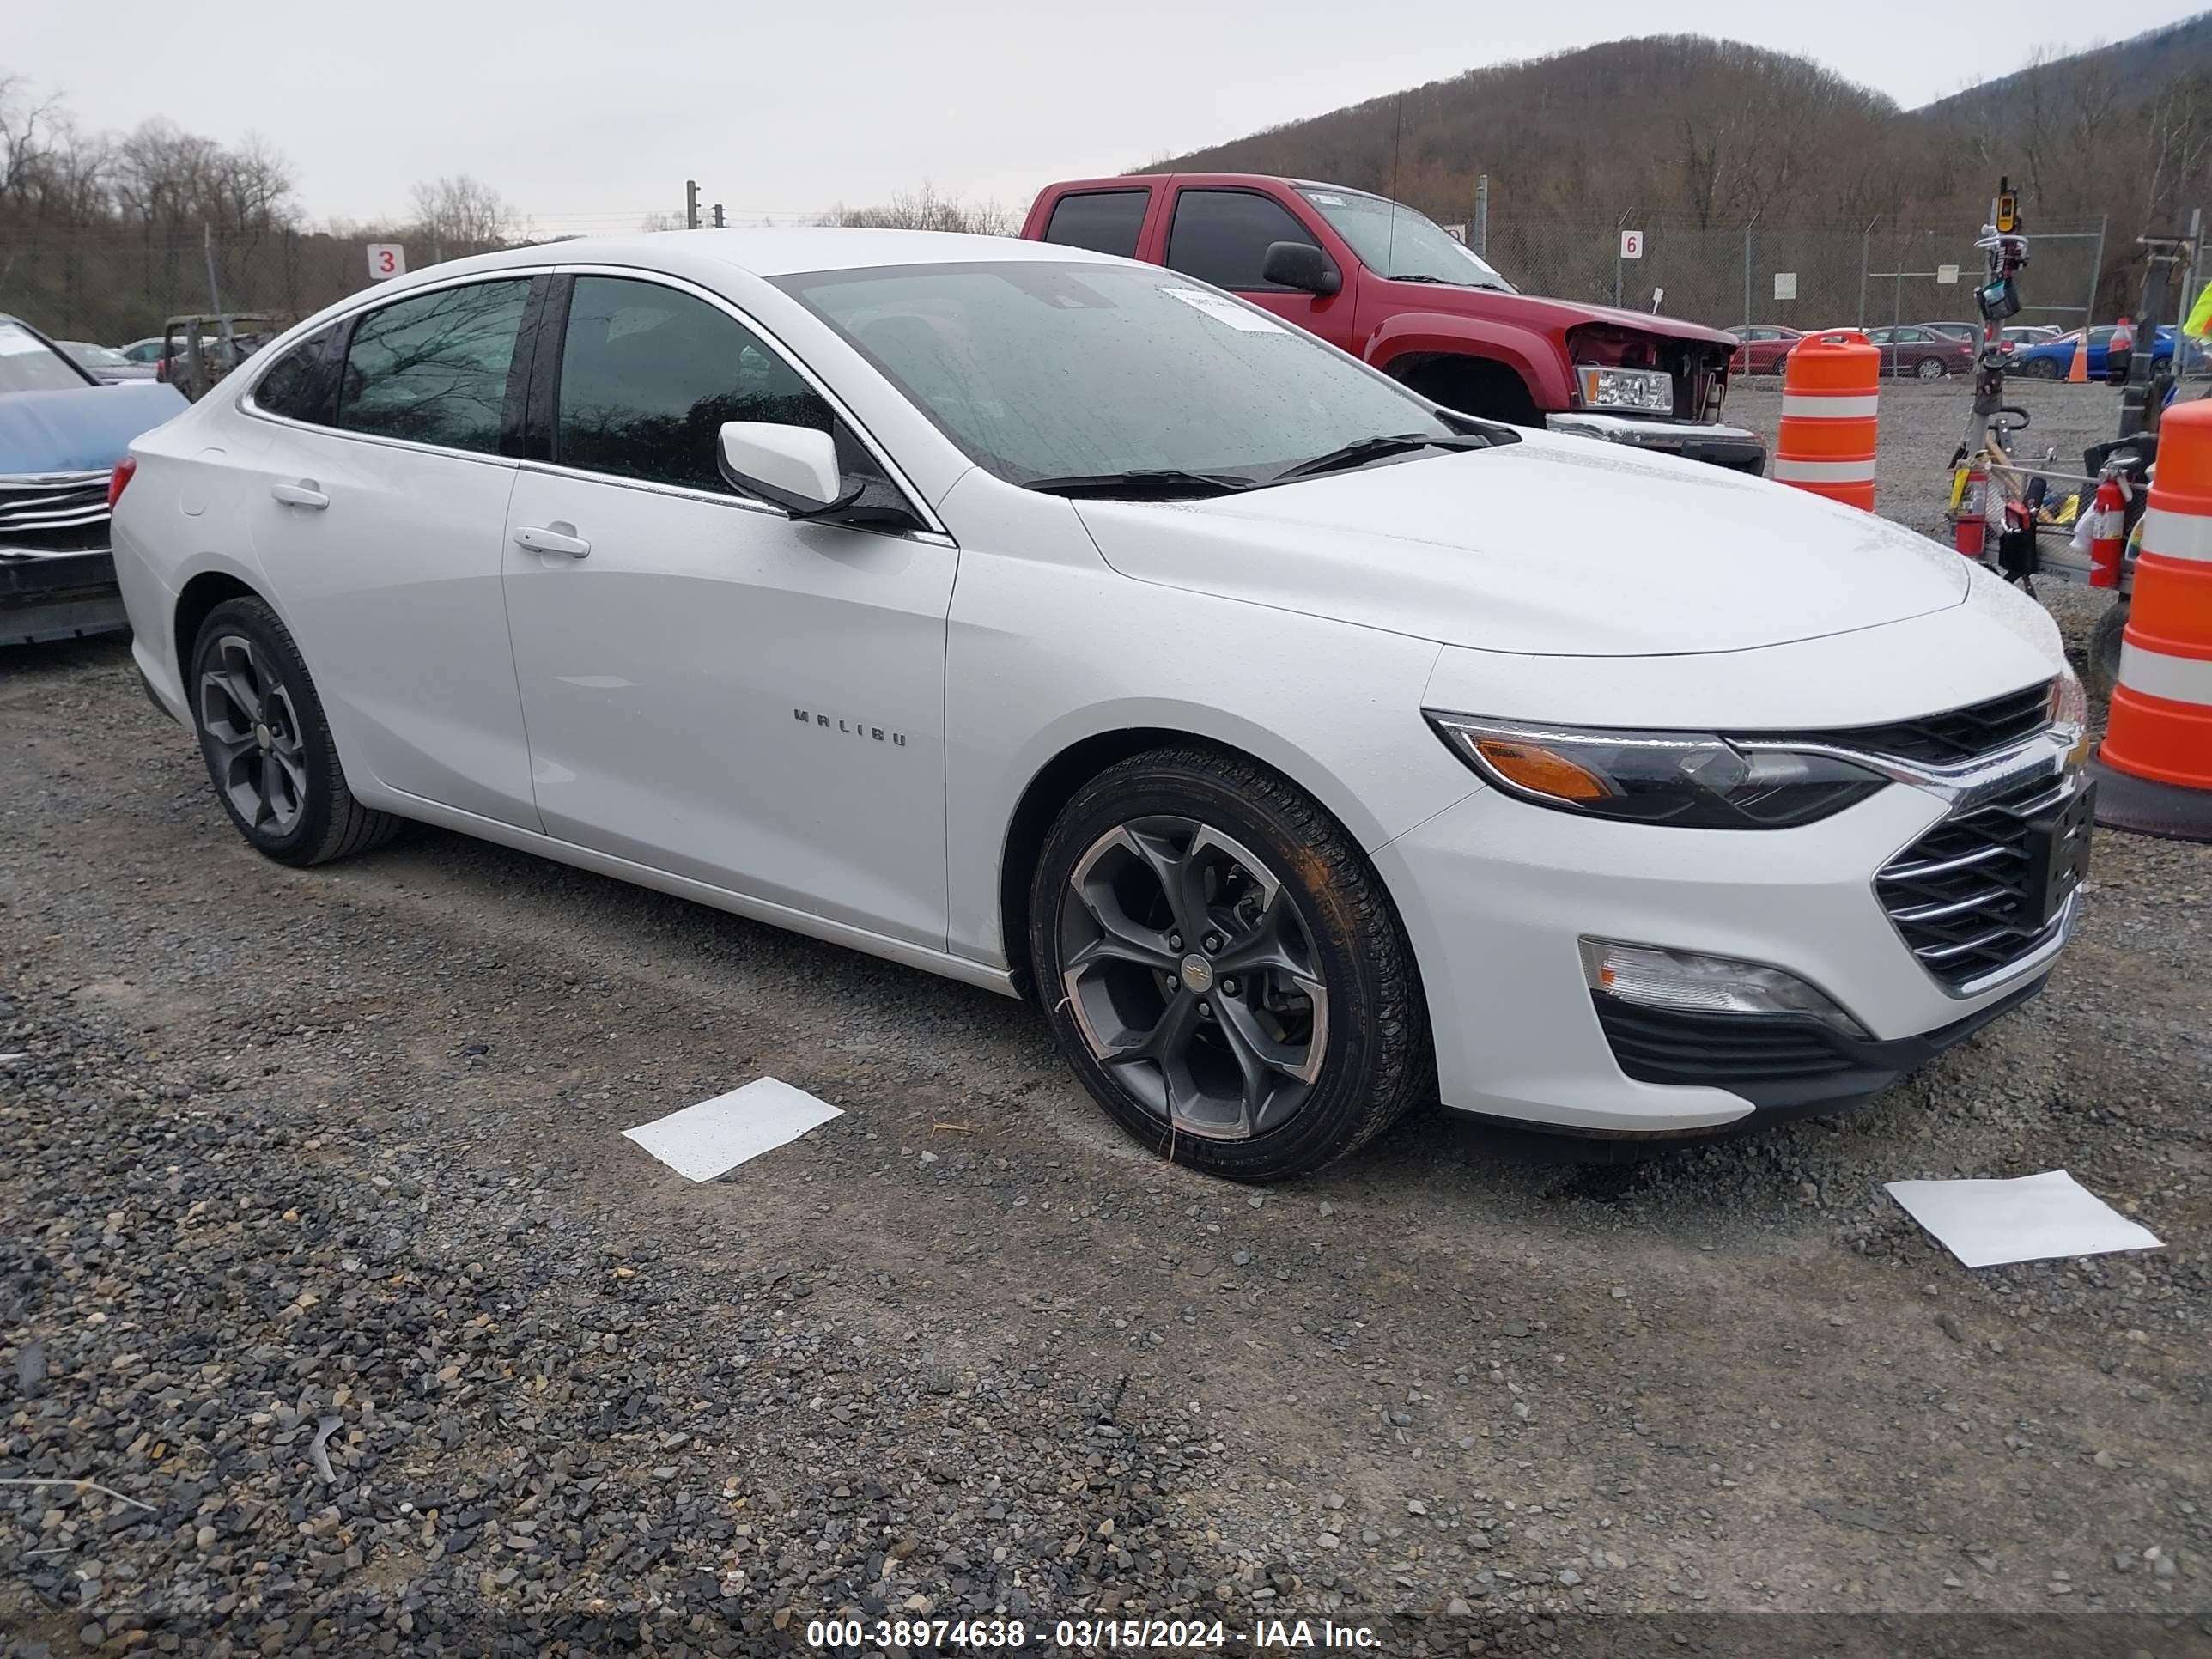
270 480 328 509
514 523 591 558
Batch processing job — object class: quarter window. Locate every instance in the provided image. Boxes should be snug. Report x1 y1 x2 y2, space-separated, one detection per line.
553 276 835 494
1165 191 1318 291
1041 191 1150 258
336 279 529 454
250 325 339 425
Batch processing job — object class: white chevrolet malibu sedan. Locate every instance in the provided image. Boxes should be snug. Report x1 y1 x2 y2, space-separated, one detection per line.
111 230 2094 1181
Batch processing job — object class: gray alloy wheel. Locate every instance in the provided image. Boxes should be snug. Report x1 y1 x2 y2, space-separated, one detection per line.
1057 817 1328 1141
197 631 309 836
1916 356 1947 381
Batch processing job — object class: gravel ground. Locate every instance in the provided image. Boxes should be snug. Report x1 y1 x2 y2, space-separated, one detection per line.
4 392 2210 1656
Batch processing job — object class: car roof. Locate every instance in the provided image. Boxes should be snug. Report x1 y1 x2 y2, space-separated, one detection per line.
418 228 1122 284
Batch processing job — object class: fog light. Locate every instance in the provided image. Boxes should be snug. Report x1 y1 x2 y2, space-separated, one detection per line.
1578 939 1868 1036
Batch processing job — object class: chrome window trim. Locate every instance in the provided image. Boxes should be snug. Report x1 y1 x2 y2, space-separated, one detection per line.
236 262 949 539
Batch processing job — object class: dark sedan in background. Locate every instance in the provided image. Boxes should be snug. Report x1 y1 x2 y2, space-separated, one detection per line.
1860 325 1976 379
1726 324 1803 374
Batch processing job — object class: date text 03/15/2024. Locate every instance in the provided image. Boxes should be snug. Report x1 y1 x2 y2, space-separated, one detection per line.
801 1617 1385 1650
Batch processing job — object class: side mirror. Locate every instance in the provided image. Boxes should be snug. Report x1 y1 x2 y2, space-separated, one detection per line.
1261 240 1341 298
717 422 860 516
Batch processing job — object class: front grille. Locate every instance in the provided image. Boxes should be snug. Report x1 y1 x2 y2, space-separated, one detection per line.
0 471 111 550
1768 680 2055 767
1875 772 2071 990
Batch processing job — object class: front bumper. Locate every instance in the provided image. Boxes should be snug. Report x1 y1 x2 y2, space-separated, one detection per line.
0 546 127 645
1373 766 2075 1135
1589 963 2055 1121
1544 410 1767 475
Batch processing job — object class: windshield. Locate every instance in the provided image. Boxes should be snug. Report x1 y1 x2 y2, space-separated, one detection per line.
1297 188 1514 291
775 261 1470 486
0 321 94 393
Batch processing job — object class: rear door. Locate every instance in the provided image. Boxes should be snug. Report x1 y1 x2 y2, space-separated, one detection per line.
241 276 540 828
1161 186 1356 350
1035 187 1154 260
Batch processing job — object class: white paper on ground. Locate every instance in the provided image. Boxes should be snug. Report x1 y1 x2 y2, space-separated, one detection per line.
623 1077 842 1182
1884 1170 2163 1268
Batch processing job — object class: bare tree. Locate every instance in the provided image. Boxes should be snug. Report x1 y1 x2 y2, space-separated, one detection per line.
817 184 1015 236
409 174 515 253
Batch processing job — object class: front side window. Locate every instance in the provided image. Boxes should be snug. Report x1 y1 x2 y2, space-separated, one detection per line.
1297 187 1515 291
250 325 339 425
554 276 835 494
776 260 1475 486
1042 191 1150 258
1165 191 1319 291
337 279 529 454
0 320 95 393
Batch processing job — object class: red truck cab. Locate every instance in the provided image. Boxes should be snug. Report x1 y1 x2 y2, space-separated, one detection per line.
1022 173 1765 475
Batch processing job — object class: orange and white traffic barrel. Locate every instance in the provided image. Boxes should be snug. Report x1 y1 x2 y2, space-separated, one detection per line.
1773 331 1879 510
2090 397 2212 841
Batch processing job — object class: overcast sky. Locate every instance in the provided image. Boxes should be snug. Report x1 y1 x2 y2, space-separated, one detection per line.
13 0 2210 230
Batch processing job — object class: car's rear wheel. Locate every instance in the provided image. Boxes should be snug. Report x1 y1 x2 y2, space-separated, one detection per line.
189 597 400 866
1030 745 1431 1182
1916 356 1947 381
2027 357 2063 380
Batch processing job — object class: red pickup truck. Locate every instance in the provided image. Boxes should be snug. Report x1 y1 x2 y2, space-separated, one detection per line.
1022 173 1764 475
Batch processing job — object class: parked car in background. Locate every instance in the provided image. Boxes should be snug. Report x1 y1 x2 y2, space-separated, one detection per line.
1727 325 1802 374
2002 325 2063 347
1918 322 1984 343
1025 173 1763 472
1 313 187 643
1860 325 1976 380
115 337 168 366
61 341 160 383
113 230 2087 1180
2009 325 2203 380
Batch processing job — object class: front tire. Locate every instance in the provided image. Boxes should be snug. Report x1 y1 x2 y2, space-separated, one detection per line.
1030 745 1431 1182
189 597 400 866
1916 356 1947 381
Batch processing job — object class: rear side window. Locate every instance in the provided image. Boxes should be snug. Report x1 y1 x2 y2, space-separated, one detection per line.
554 276 836 494
337 279 530 454
1041 191 1150 258
250 325 339 425
1165 191 1316 290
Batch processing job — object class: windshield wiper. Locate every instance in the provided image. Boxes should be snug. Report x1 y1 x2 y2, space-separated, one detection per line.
1269 432 1488 484
1024 469 1257 500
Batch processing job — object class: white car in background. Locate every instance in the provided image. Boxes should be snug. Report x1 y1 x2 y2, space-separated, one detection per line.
110 231 2092 1181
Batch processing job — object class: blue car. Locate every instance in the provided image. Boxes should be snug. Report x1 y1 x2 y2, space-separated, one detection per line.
2011 324 2205 380
1 313 186 644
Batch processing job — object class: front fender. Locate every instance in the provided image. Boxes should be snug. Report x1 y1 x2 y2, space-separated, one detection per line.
1364 312 1571 409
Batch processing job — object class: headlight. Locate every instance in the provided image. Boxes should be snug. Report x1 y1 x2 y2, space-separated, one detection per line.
1575 364 1674 414
1425 713 1888 829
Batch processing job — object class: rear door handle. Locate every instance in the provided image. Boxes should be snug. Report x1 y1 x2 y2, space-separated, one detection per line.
514 523 591 558
270 480 328 509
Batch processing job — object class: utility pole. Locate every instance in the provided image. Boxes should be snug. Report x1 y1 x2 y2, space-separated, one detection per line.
713 204 726 229
1473 175 1488 258
203 223 236 362
685 180 701 231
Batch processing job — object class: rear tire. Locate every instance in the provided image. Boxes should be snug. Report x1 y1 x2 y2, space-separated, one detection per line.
1916 356 1947 381
188 597 401 866
1030 745 1432 1182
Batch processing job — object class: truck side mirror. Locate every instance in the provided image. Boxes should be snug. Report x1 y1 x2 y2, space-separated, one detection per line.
1262 241 1341 298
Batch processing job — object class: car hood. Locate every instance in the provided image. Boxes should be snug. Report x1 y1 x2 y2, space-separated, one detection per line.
1376 280 1739 350
0 382 187 475
1073 430 1972 658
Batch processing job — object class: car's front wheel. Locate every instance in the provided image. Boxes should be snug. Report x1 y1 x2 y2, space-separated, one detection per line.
1030 746 1431 1182
189 596 400 866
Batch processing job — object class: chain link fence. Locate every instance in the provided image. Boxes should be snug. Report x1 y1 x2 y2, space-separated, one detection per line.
1480 213 2118 337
